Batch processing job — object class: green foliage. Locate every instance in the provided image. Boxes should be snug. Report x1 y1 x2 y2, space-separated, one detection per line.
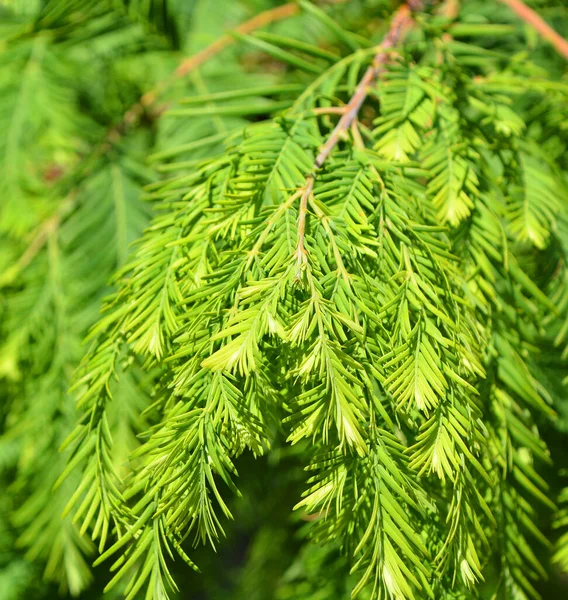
1 1 568 600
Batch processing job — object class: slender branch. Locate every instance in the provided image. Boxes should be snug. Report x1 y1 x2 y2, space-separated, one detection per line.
295 1 420 271
499 0 568 60
17 215 59 271
438 0 459 20
13 3 301 275
176 3 299 77
15 193 77 274
112 3 301 141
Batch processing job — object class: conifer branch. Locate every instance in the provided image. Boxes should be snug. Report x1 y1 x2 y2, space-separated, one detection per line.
499 0 568 59
10 3 304 277
118 3 303 135
295 0 420 271
5 1 568 598
175 3 300 77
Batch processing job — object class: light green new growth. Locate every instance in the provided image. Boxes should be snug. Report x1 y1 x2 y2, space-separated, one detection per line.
1 0 568 599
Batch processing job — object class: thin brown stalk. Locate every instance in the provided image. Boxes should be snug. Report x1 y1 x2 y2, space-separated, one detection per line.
176 3 299 77
14 193 77 274
499 0 568 60
111 3 301 144
295 1 420 272
438 0 460 20
13 3 300 274
17 215 59 272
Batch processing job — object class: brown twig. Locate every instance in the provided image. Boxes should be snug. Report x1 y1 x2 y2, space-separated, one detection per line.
109 3 300 147
12 3 301 275
295 1 420 272
1 193 77 285
437 0 459 20
176 3 299 77
17 215 60 271
499 0 568 60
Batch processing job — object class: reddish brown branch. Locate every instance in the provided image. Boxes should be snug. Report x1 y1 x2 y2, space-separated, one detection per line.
295 2 420 270
110 3 301 144
438 0 459 20
176 3 299 77
13 3 301 274
499 0 568 60
6 192 77 281
17 214 60 271
313 7 414 169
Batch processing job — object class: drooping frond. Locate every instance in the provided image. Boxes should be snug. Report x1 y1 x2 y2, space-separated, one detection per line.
2 1 568 599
